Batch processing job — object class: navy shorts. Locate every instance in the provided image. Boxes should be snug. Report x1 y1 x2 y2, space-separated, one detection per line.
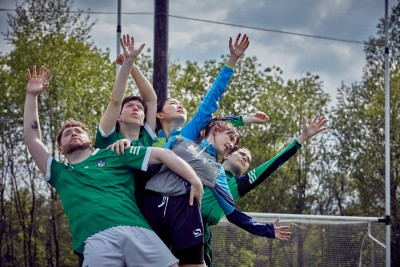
143 191 205 254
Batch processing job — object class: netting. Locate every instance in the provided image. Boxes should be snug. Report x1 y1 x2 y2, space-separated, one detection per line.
210 213 386 267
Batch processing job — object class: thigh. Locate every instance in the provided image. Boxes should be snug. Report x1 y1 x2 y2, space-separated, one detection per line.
167 196 204 252
121 226 178 267
83 228 124 267
143 191 171 246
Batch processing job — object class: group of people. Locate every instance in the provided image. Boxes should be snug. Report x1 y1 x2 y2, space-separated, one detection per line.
23 32 327 267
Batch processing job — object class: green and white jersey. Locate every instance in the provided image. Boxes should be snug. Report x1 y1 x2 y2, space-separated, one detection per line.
44 147 153 253
95 123 157 149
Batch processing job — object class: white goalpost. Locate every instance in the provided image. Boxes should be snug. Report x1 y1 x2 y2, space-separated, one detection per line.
210 212 386 267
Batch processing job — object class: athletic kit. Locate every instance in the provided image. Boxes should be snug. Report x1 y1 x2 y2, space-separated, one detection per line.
202 139 302 266
44 147 178 266
95 123 157 211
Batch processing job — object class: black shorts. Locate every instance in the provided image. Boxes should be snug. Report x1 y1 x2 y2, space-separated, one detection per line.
143 191 205 255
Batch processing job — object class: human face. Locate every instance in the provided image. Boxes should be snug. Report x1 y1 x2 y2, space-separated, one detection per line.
59 126 92 155
157 98 187 125
224 148 252 175
118 100 145 126
212 129 238 155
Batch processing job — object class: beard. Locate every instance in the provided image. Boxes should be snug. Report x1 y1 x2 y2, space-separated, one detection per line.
62 141 91 155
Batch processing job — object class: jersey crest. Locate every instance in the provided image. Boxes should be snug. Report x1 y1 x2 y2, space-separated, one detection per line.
97 159 106 168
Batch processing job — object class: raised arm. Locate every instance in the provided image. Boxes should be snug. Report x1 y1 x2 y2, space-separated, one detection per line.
148 147 204 206
99 34 145 133
181 33 250 140
23 66 51 175
116 55 157 131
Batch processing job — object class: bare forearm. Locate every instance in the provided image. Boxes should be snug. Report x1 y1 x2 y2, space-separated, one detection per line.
100 57 135 131
24 93 41 143
23 93 49 174
131 65 156 103
110 57 134 102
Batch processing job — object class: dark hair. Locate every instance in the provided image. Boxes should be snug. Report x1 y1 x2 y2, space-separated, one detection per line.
197 118 240 146
116 96 147 132
221 146 251 164
57 119 90 146
155 98 172 133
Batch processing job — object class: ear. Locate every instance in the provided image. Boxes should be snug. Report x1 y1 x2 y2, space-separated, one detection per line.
59 146 65 155
223 153 229 160
156 112 165 120
117 114 122 123
212 125 219 135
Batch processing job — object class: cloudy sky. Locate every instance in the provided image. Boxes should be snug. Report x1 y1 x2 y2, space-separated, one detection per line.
0 0 394 105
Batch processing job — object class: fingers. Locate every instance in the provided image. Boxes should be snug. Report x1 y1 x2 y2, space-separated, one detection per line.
27 68 31 79
118 141 125 155
137 43 145 53
189 191 194 206
302 116 307 125
109 144 116 153
234 33 241 46
228 37 233 51
273 217 280 225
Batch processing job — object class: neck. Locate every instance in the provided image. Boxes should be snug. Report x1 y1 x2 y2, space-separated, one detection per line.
119 123 142 141
160 120 182 139
66 149 92 164
222 162 241 176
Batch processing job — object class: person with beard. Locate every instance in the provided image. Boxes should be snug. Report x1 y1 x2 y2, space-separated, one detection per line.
23 66 203 267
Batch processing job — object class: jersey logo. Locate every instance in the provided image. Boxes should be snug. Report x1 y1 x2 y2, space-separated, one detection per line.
193 228 203 238
248 170 257 184
97 159 106 168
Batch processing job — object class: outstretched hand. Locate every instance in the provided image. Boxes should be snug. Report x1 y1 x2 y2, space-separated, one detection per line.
297 115 327 144
227 33 250 66
26 66 50 95
272 217 291 241
120 34 145 62
244 111 269 124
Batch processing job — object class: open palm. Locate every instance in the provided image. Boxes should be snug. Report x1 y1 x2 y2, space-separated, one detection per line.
120 34 145 60
26 66 50 95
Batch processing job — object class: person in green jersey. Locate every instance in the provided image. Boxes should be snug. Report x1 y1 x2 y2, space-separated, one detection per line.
23 65 203 267
95 34 157 150
202 114 327 266
95 34 158 212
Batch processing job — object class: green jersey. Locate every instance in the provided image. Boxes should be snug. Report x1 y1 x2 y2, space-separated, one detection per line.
202 139 302 267
95 123 156 148
46 147 153 253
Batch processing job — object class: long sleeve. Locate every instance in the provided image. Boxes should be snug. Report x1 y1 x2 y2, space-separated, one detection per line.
181 65 234 140
210 187 275 238
235 139 301 197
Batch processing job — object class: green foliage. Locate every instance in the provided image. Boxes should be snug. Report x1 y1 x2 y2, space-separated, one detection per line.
330 1 400 264
0 0 114 266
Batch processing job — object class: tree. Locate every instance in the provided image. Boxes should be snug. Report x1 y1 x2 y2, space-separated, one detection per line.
330 1 400 265
0 0 115 266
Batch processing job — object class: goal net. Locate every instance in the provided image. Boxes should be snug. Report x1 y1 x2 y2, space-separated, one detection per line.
210 213 386 267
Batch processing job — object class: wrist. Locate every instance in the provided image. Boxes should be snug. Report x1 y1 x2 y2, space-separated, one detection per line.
297 134 307 144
